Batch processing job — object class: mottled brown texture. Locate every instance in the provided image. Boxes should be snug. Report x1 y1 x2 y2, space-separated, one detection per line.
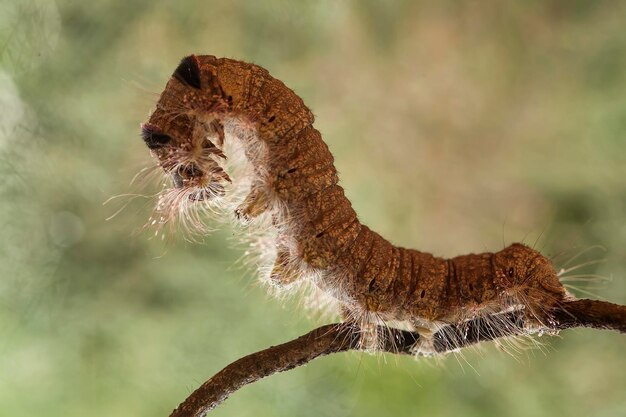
141 56 626 417
144 55 570 332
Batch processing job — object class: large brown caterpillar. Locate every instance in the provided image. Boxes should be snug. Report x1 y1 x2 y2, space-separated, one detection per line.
141 55 569 353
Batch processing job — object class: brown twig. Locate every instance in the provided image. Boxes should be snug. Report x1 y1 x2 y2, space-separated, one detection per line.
552 299 626 332
169 299 626 417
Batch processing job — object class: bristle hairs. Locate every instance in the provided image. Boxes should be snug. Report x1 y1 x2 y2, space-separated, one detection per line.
142 55 571 351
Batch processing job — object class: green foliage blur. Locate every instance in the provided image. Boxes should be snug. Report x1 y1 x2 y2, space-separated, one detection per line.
1 1 625 416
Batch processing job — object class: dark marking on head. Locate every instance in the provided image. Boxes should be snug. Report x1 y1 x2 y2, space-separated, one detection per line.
141 123 171 149
173 55 202 89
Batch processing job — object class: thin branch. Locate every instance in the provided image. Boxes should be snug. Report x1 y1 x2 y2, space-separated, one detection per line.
168 299 626 417
551 299 626 332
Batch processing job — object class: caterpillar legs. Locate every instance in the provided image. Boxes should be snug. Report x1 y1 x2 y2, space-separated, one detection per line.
234 186 270 221
269 249 300 286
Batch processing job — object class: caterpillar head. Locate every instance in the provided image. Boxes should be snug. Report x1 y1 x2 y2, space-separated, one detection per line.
140 56 234 230
141 120 228 196
492 243 567 321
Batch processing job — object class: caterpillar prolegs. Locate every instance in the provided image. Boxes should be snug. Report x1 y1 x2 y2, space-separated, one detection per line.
141 55 569 353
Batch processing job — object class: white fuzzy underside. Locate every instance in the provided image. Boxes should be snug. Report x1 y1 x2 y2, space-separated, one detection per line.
192 116 346 321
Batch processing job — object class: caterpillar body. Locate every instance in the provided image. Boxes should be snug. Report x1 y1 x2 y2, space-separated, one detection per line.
141 55 569 353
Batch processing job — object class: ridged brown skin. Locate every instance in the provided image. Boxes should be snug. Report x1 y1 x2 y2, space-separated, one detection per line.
144 55 567 327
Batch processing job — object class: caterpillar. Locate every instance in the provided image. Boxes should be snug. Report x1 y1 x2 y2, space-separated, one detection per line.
140 55 570 353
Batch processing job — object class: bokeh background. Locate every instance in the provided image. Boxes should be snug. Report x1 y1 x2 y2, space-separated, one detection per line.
1 1 626 416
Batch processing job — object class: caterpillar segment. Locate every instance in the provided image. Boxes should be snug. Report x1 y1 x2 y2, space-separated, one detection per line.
142 55 569 351
270 126 338 201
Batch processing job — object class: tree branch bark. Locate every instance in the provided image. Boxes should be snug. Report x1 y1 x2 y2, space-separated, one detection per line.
168 299 626 417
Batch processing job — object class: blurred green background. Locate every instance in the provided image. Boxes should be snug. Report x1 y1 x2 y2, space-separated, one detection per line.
1 1 625 416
